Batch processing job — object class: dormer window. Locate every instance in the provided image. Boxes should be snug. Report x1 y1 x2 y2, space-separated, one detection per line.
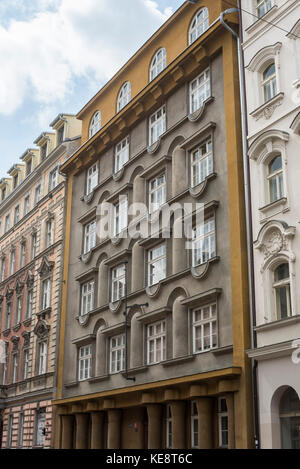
26 159 32 176
257 0 273 18
41 143 47 161
150 48 166 82
89 111 101 138
117 82 131 112
262 63 277 102
2 187 6 201
13 174 18 189
189 8 209 45
57 126 64 145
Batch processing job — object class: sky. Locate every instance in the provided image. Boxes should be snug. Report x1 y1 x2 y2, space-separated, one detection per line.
0 0 184 178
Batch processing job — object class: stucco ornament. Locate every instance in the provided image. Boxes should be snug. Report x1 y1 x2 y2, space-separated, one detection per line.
255 98 283 121
262 229 284 259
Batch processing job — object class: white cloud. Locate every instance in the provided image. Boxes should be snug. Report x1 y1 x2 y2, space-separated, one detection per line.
0 0 174 116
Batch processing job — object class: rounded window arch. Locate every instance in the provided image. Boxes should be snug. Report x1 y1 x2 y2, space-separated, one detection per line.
280 387 300 448
262 62 277 102
149 48 166 82
117 81 131 112
189 8 209 45
273 263 292 320
89 111 101 138
267 154 283 203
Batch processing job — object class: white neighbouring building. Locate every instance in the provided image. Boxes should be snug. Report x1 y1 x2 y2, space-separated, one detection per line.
241 0 300 449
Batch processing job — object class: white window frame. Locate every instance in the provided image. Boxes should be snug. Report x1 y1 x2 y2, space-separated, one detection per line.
114 136 129 173
110 334 125 374
86 162 99 195
113 197 128 236
149 173 166 214
267 155 283 203
38 341 47 375
273 263 292 320
262 62 277 103
191 401 199 448
80 281 94 316
78 345 92 381
42 278 51 310
20 242 26 268
148 243 166 286
46 219 54 247
12 353 18 383
23 349 29 380
117 82 131 111
34 185 41 205
89 111 101 138
190 138 213 188
5 214 10 233
149 105 166 146
189 68 211 114
14 205 20 225
31 233 37 260
10 249 16 275
192 218 215 267
26 290 33 319
192 303 218 353
6 302 11 329
189 8 209 45
256 0 274 18
150 48 167 81
49 167 58 191
16 296 22 324
218 397 229 448
147 320 166 365
111 264 126 303
24 195 30 215
1 258 6 282
84 220 96 254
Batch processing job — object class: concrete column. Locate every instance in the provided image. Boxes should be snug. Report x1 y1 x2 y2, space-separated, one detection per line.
172 218 186 274
133 175 145 205
61 415 74 449
147 405 162 449
91 412 104 449
107 409 121 449
173 297 188 358
130 313 143 368
75 413 90 449
171 401 185 449
98 261 108 306
172 146 186 198
226 394 235 449
196 398 213 449
96 327 106 376
132 242 144 291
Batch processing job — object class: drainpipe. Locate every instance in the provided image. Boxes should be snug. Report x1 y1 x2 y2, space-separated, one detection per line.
219 6 260 449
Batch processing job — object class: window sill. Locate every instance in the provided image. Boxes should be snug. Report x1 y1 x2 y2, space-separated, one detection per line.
23 318 32 327
162 355 196 367
188 96 215 123
2 329 11 337
250 92 284 121
13 323 21 332
191 256 220 280
189 172 217 199
259 197 287 214
254 314 300 332
36 307 52 320
245 5 278 35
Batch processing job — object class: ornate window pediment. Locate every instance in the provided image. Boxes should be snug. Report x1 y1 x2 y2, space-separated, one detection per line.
24 270 34 288
290 111 300 135
11 336 20 352
15 278 24 295
248 129 289 162
246 42 282 72
5 284 14 300
22 331 30 347
287 19 300 40
34 319 50 339
38 257 54 277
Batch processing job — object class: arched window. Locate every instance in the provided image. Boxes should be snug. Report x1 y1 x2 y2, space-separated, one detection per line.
189 8 209 45
273 263 291 320
257 0 273 19
89 111 101 138
268 155 283 202
280 388 300 448
262 62 277 102
117 82 131 112
149 48 166 82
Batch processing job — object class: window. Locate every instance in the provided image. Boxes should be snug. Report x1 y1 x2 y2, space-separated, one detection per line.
192 218 215 267
1 258 6 282
23 349 30 380
14 205 20 225
2 342 8 384
150 48 166 81
2 187 6 201
191 138 213 187
166 405 172 449
257 0 273 18
78 345 92 381
89 111 101 138
18 412 24 447
10 249 16 275
280 387 300 449
26 290 33 319
86 163 98 195
115 137 129 173
149 106 166 146
58 125 64 144
218 398 229 448
12 353 18 383
6 302 11 329
147 320 166 364
149 174 166 213
189 8 209 45
46 219 54 247
20 242 26 268
13 174 18 189
34 185 41 205
16 296 22 324
148 244 166 286
80 281 94 316
191 401 199 448
84 220 96 254
38 341 47 375
41 143 47 161
111 264 126 303
193 303 217 353
268 155 283 203
5 214 10 233
31 233 37 260
26 159 32 176
273 263 291 320
113 197 128 236
110 334 125 374
117 82 131 111
262 63 277 102
7 414 13 448
35 408 46 447
49 167 58 191
41 278 51 310
190 68 211 114
24 195 30 215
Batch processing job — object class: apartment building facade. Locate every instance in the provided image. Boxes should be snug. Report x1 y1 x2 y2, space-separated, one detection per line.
0 115 81 448
53 1 253 449
241 0 300 449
